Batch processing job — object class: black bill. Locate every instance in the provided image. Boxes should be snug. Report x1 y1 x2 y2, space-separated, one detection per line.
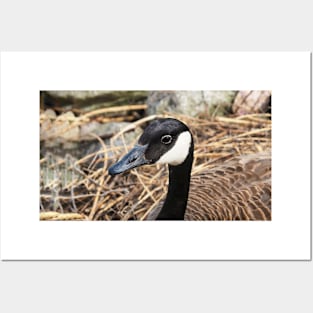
108 144 150 176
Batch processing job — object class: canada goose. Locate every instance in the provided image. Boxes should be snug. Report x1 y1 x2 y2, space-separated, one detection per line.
108 118 271 220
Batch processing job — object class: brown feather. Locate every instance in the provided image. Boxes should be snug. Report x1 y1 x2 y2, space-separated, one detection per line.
147 152 271 220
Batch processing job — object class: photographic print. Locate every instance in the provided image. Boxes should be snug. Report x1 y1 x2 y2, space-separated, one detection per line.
1 52 310 260
40 90 271 221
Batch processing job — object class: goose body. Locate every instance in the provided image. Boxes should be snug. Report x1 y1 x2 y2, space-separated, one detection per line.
108 118 271 220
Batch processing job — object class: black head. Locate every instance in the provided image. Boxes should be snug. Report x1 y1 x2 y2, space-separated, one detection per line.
108 118 193 175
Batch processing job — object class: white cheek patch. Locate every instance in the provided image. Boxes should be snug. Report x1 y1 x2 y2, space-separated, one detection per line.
157 131 192 165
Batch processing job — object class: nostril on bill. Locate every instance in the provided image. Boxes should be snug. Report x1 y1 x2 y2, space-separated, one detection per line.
127 156 136 164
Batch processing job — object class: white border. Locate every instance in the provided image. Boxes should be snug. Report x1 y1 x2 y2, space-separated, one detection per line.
0 52 311 260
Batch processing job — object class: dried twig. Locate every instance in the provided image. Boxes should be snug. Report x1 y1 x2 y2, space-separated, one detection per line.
40 113 271 220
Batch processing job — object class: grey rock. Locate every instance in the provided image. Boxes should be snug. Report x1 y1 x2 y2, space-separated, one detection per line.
46 91 114 100
147 90 237 117
232 90 271 115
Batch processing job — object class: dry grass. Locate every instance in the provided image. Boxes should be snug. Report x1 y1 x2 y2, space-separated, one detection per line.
40 113 271 220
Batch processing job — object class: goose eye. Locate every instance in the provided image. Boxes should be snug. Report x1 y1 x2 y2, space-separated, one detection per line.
161 134 172 145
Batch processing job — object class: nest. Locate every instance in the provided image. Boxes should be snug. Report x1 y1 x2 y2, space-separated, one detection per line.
40 113 271 221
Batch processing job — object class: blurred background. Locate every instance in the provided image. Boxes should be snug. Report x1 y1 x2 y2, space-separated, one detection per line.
40 90 271 221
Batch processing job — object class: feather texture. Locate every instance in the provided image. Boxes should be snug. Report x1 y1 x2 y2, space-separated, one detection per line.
109 118 271 221
147 152 271 220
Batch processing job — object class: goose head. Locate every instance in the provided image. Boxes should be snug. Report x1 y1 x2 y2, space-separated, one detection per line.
108 118 272 221
108 118 193 175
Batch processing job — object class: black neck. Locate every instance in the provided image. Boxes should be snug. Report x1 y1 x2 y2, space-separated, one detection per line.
156 143 194 220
